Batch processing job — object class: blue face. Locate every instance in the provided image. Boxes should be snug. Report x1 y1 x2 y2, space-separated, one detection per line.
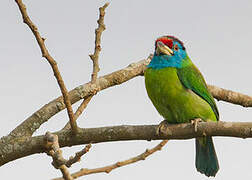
148 41 188 69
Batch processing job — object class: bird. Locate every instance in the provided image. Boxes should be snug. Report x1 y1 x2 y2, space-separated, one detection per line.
144 35 219 177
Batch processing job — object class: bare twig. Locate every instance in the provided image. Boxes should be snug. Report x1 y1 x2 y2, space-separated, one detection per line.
75 96 93 120
60 2 110 132
44 132 73 180
65 144 92 168
53 140 168 179
72 3 109 122
64 3 110 131
60 4 109 173
62 96 94 131
90 2 109 83
14 0 77 134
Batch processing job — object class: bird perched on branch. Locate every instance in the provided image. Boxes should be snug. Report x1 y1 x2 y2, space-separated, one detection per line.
144 35 219 177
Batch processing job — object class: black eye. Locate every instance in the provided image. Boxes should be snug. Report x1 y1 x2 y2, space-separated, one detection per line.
174 44 179 51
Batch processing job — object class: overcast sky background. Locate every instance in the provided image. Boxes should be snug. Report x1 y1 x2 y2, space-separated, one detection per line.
1 0 252 179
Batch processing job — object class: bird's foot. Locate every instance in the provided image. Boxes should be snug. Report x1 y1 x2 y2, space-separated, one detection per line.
191 118 202 132
156 120 170 136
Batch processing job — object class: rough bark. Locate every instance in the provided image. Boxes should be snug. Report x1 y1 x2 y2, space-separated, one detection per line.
1 121 252 167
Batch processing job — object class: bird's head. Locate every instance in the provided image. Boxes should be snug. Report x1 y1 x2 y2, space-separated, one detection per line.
148 35 189 69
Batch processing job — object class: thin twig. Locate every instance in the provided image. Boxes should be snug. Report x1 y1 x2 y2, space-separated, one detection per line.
61 4 109 172
75 96 93 120
75 2 110 118
53 140 168 179
65 144 92 168
44 132 73 180
14 0 77 134
67 2 109 129
90 2 109 83
62 96 93 130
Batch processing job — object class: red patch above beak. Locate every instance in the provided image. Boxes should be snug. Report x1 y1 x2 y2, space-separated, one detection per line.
155 38 173 49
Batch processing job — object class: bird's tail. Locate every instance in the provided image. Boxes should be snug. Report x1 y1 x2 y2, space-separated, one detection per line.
195 136 219 177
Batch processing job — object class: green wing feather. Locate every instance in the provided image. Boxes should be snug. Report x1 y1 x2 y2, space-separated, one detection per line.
177 61 219 120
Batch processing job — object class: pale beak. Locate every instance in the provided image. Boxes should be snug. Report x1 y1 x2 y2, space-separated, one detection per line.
156 41 174 56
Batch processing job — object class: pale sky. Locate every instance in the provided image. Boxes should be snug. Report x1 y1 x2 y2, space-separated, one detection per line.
1 0 252 179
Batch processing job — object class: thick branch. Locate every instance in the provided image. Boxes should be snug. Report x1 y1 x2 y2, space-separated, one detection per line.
1 121 252 167
208 85 252 107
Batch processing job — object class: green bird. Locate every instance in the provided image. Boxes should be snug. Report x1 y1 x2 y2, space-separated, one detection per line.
144 35 219 177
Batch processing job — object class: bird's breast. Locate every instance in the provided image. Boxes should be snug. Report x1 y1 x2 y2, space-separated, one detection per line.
144 67 215 123
144 67 184 122
145 67 183 99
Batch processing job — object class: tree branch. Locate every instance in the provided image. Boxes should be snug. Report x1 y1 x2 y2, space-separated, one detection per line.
65 144 91 168
44 132 73 180
14 0 77 134
208 85 252 107
68 2 109 130
2 121 252 167
89 2 109 83
53 140 168 180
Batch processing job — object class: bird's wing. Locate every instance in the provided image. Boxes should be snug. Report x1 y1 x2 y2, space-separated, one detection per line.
177 63 219 120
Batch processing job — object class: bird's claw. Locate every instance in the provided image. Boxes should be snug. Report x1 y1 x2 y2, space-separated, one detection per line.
191 118 202 132
156 120 170 136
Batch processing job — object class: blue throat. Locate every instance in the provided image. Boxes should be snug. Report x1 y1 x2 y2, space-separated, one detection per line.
148 52 188 69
